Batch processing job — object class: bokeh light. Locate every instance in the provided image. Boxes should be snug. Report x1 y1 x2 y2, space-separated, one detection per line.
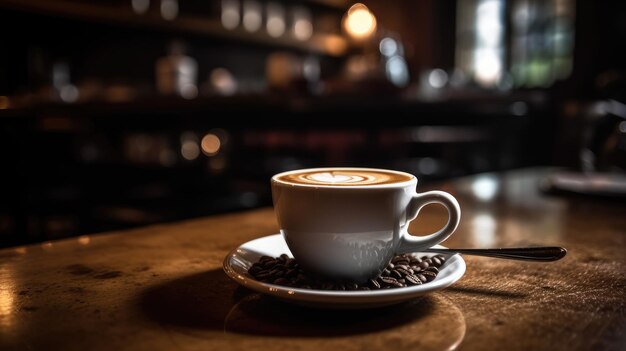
201 133 221 156
343 3 377 40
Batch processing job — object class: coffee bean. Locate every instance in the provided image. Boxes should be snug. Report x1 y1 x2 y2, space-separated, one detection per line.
424 266 439 274
392 256 409 265
380 276 403 287
255 271 271 280
248 265 262 275
421 271 437 282
405 274 422 285
347 283 359 290
269 268 284 277
247 253 441 291
396 267 413 276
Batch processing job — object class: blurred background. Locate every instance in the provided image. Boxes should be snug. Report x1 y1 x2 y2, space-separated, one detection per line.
0 0 624 248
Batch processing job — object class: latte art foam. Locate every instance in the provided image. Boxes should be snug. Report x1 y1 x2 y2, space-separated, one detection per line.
276 169 414 186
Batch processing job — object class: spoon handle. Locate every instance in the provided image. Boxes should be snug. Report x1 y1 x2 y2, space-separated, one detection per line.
424 246 567 261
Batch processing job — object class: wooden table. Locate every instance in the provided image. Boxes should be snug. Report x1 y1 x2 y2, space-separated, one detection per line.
1 168 625 350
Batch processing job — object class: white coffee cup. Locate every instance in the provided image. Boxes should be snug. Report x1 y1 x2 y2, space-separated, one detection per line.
271 167 461 283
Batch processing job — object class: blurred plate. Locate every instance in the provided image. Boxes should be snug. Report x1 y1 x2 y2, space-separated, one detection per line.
541 171 626 198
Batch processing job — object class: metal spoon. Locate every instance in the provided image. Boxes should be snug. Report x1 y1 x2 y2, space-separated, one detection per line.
424 246 567 261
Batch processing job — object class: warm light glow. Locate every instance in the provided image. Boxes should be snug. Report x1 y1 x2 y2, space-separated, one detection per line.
294 19 313 41
343 3 377 40
180 84 198 100
181 141 200 160
0 267 15 328
266 3 285 38
322 35 348 56
221 0 240 30
159 149 176 167
0 96 9 109
201 134 221 156
41 242 53 249
180 131 200 161
292 7 312 41
132 0 150 14
210 68 237 96
243 0 262 32
209 156 227 172
60 85 79 103
160 0 178 21
78 236 91 245
346 55 369 77
267 17 285 37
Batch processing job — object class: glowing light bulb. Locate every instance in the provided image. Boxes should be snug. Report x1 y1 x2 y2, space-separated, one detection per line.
343 3 376 40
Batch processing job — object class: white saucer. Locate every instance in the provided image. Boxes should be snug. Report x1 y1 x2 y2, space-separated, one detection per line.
223 234 466 309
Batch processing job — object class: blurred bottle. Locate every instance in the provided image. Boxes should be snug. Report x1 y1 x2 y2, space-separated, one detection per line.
581 71 626 173
265 52 303 93
265 53 321 94
52 61 79 103
582 102 626 173
155 40 198 99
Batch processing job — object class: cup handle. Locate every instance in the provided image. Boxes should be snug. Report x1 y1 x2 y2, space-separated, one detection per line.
397 191 461 254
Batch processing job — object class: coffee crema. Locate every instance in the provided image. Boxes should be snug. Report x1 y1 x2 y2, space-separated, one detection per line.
275 169 414 186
